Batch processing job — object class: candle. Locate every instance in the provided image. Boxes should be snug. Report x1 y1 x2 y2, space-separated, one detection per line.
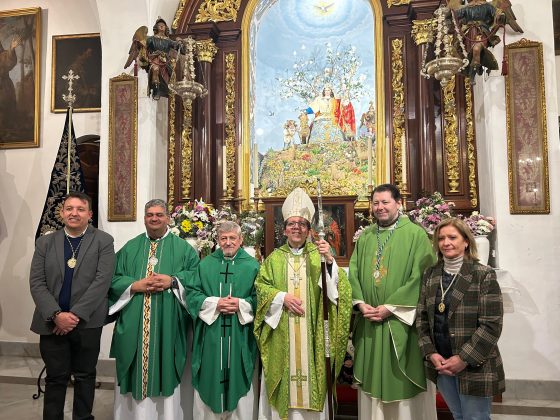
367 134 372 186
401 133 407 188
222 145 227 192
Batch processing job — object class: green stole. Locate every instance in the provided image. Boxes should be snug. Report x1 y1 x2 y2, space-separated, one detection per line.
187 248 260 413
109 232 199 400
254 242 352 419
349 216 436 401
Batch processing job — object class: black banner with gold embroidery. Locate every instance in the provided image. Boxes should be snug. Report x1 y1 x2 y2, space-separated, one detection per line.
35 108 86 238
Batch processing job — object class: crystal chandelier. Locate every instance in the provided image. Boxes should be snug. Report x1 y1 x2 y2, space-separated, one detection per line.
169 37 207 104
421 5 469 87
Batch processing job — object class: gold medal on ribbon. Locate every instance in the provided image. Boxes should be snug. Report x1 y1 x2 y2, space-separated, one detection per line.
438 302 446 313
67 257 77 269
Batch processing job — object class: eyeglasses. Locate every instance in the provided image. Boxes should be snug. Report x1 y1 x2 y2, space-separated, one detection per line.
286 221 308 229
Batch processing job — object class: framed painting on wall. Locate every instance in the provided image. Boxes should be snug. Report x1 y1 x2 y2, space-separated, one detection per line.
108 73 137 221
505 39 550 214
0 7 41 149
51 33 101 112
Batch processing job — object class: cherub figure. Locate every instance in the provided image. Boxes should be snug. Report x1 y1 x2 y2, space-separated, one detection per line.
450 0 523 79
283 119 298 150
124 18 184 99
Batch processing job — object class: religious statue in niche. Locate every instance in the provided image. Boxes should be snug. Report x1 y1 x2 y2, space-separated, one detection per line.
124 18 185 99
448 0 523 79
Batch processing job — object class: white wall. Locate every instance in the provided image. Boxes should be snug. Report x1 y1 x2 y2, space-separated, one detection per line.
474 0 560 381
1 0 559 382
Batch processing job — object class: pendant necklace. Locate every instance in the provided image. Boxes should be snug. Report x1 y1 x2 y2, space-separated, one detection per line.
373 217 400 280
438 272 459 313
65 234 85 269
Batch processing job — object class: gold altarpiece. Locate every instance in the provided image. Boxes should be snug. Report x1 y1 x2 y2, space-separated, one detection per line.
167 0 479 213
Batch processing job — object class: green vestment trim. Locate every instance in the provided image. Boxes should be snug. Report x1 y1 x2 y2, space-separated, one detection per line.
254 242 352 420
349 216 436 401
109 232 199 400
187 248 260 413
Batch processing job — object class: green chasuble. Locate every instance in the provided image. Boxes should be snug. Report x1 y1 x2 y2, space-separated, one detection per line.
254 242 352 420
187 248 260 413
349 215 436 402
109 232 199 400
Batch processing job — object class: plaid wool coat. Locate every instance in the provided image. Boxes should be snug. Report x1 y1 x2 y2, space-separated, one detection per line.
416 259 505 397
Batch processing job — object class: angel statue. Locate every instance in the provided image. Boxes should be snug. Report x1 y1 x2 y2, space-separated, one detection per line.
449 0 523 79
124 18 185 99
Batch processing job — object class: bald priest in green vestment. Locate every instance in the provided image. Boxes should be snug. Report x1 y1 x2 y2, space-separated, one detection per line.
349 184 437 419
186 220 260 419
254 187 352 420
108 199 200 420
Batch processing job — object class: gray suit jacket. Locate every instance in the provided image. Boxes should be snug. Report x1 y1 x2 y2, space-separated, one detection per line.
29 225 115 335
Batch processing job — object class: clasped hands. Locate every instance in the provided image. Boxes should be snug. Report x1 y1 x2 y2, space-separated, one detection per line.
132 274 173 294
358 303 391 323
53 312 79 335
429 353 468 376
217 295 239 314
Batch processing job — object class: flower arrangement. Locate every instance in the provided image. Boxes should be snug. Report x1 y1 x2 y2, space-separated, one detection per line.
458 211 495 237
408 192 455 235
239 210 265 247
170 200 218 252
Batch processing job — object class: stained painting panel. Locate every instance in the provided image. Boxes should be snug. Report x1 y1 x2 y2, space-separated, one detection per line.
247 0 379 201
0 7 41 149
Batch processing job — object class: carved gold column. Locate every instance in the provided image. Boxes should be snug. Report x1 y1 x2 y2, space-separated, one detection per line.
194 39 218 202
390 38 406 191
465 79 478 207
224 53 236 200
168 92 177 209
443 76 460 193
181 101 193 200
412 18 437 193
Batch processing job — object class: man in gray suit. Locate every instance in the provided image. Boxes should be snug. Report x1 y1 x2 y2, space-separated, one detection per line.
29 191 115 420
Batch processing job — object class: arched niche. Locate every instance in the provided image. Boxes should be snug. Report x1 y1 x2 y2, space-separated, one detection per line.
240 0 386 206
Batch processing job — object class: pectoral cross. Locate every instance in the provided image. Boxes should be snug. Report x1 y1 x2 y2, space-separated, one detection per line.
290 271 301 289
290 368 308 388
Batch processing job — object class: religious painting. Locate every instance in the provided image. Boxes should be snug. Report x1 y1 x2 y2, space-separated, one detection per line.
108 73 137 221
505 39 550 214
242 0 384 204
0 7 41 149
51 33 101 112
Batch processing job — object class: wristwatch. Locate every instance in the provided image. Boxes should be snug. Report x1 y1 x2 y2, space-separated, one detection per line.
171 276 179 289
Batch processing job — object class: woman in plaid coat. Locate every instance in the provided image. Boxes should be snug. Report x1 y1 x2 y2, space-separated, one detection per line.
416 218 505 420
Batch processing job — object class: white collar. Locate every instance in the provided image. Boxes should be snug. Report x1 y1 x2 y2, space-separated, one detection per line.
64 226 88 238
145 227 171 241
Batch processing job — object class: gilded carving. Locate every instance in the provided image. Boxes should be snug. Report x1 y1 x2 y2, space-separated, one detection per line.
411 19 436 46
224 53 236 198
391 38 405 190
387 0 411 7
464 79 478 207
196 39 218 63
442 76 460 193
196 0 241 23
182 101 193 199
172 0 187 30
168 96 176 210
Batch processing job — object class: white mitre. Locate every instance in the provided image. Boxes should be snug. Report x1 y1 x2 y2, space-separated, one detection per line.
282 187 315 222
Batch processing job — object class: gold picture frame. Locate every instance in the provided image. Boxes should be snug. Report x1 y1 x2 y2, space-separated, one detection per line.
505 38 550 214
0 7 41 149
51 33 101 113
108 73 138 221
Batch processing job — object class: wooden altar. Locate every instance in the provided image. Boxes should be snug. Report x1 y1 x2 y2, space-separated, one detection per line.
167 0 479 221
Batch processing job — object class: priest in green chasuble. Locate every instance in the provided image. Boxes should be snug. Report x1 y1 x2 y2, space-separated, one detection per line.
186 221 260 419
349 184 437 419
109 199 200 420
254 187 352 420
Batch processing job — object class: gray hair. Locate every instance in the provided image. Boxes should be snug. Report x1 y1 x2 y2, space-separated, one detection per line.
216 220 241 237
144 199 168 214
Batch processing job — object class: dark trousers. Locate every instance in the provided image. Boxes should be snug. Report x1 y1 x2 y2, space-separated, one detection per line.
39 327 102 420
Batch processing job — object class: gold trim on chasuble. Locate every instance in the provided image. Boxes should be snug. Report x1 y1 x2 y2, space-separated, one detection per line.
286 254 311 409
141 241 158 399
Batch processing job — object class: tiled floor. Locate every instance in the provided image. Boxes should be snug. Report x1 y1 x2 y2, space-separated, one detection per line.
1 355 559 419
